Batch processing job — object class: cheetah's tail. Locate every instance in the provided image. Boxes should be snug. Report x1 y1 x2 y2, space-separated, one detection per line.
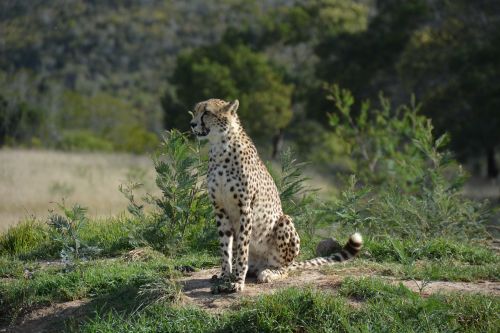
288 233 363 270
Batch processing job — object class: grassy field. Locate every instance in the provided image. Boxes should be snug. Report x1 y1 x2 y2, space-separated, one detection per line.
0 217 498 332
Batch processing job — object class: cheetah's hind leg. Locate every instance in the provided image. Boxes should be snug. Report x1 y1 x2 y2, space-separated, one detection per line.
275 215 300 265
256 215 300 284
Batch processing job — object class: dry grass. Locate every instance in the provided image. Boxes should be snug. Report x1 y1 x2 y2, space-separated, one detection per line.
0 149 157 231
1 148 496 233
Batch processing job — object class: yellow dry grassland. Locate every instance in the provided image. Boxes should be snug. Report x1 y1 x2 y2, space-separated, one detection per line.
0 149 157 231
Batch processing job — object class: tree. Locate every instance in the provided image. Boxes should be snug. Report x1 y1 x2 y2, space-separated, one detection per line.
398 0 500 177
306 0 428 123
0 94 42 145
222 0 371 125
162 43 293 157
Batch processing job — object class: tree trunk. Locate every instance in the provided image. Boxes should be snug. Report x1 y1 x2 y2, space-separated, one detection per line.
486 147 498 178
271 129 285 159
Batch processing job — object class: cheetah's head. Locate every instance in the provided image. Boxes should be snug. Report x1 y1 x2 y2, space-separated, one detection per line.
189 99 240 141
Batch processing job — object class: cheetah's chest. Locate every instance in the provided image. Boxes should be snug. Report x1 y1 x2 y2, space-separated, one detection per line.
208 162 244 223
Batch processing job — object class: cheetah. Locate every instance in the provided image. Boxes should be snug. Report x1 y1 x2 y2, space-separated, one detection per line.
190 98 363 293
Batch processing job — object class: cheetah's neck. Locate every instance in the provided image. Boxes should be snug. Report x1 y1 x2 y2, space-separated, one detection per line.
208 123 255 163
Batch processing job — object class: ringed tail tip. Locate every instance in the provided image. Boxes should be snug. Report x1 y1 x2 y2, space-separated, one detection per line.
350 232 363 245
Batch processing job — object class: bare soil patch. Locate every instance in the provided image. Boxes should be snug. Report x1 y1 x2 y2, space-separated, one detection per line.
2 300 90 333
180 267 500 313
397 279 500 297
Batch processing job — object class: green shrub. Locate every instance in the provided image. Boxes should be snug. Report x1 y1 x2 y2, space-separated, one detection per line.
121 130 215 254
267 148 324 254
364 237 498 265
47 202 103 267
0 92 43 146
57 130 114 152
112 124 159 154
0 219 51 258
324 87 490 239
328 86 461 189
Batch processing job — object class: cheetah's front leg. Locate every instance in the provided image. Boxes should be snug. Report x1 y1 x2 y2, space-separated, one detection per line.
213 208 233 281
213 206 252 293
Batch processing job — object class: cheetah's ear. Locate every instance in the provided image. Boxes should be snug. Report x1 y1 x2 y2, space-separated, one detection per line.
224 99 239 115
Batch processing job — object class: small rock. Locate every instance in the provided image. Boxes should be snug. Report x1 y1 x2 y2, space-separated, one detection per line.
175 265 196 273
316 238 342 257
23 268 34 279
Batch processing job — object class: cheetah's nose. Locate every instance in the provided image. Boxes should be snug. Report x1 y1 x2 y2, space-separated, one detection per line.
190 122 197 128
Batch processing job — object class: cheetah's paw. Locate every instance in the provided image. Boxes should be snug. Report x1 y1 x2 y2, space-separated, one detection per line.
210 281 244 294
257 269 285 283
210 272 233 283
257 269 273 283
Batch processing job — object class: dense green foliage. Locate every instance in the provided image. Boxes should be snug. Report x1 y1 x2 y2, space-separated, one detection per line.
163 44 293 149
318 88 491 239
1 0 498 171
133 130 215 254
305 1 500 175
398 1 500 174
